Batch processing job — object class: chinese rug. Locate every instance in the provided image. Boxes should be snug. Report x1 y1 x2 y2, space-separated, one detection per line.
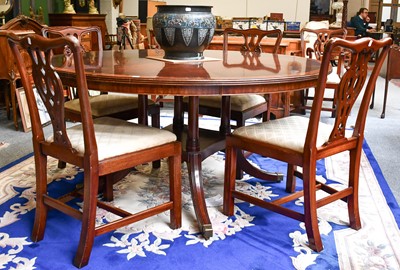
1 115 400 270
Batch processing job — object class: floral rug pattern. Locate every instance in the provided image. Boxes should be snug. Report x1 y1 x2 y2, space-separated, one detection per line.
0 145 400 269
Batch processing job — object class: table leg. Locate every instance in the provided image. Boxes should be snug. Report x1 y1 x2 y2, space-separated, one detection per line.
186 96 213 239
220 96 231 135
138 95 148 125
173 96 184 135
11 80 18 130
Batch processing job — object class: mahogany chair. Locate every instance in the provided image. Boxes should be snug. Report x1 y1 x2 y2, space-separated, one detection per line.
297 28 347 117
42 26 160 127
183 28 284 127
223 37 392 252
381 44 400 118
8 33 182 268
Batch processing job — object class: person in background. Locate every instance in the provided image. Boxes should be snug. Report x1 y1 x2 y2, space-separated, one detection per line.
350 8 376 37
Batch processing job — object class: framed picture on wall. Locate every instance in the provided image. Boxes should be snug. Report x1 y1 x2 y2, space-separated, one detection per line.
16 86 51 132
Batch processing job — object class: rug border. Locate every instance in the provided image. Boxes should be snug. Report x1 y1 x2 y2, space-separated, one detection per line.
0 153 34 173
362 140 400 227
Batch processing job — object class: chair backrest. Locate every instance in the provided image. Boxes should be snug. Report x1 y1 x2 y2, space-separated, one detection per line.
0 14 43 33
300 28 347 60
42 26 103 52
42 26 103 70
222 28 283 54
306 37 392 153
8 33 97 163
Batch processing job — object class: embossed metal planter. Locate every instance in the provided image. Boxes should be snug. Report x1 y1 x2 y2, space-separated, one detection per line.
152 5 215 60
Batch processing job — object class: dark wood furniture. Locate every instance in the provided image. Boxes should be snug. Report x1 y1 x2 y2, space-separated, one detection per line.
298 27 347 117
42 25 160 128
381 44 400 118
184 28 283 179
42 25 103 52
222 28 283 54
51 48 322 240
208 35 301 55
43 25 161 169
183 27 283 131
223 37 392 252
0 15 43 130
7 32 182 268
48 13 107 49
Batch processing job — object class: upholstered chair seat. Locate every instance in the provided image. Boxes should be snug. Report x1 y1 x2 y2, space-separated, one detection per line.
47 117 176 160
233 115 332 153
64 94 156 118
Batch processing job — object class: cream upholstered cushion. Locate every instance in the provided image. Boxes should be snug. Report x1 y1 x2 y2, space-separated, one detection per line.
327 72 341 84
304 20 330 30
183 95 266 111
65 94 152 117
47 117 176 161
232 115 332 153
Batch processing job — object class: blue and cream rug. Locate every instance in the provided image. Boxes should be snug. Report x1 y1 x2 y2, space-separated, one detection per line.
1 115 400 269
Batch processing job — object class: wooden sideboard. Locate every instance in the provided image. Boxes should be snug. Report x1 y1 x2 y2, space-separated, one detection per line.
208 35 301 55
0 15 43 130
48 13 107 48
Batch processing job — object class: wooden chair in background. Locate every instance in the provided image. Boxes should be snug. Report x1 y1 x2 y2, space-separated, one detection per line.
183 28 284 129
381 44 400 118
43 26 162 169
8 32 182 268
183 28 284 180
296 28 347 117
223 37 392 252
42 26 161 128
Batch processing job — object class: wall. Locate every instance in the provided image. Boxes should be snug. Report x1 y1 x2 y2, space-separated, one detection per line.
16 0 363 32
99 0 119 34
347 0 366 19
115 0 361 28
156 0 311 23
20 0 49 24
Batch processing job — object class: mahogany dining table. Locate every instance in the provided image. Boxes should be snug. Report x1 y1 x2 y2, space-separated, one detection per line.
53 49 321 239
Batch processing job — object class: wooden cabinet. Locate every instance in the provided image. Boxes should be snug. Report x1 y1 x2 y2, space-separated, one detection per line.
148 1 166 17
48 13 107 48
0 15 43 130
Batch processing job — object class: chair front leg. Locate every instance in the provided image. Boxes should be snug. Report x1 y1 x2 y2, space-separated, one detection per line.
168 146 182 229
31 151 48 242
74 170 100 268
286 164 297 193
302 162 323 252
223 143 237 216
348 149 361 230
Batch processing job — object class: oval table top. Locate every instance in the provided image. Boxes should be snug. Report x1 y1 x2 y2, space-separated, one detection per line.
53 49 321 96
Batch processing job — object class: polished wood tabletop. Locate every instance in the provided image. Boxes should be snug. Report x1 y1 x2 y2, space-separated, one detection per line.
54 49 321 96
53 49 321 239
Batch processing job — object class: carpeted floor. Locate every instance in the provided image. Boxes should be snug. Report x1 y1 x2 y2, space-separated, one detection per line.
0 138 399 269
2 71 400 204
